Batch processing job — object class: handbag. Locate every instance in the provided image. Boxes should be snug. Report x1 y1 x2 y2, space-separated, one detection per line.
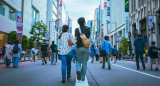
78 27 91 48
100 41 106 56
68 34 74 46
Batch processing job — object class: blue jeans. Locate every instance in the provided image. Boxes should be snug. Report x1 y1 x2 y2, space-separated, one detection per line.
76 61 87 79
73 50 76 61
60 51 73 79
51 52 56 64
13 57 19 67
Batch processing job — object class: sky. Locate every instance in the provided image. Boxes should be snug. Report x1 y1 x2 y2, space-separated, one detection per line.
63 0 100 35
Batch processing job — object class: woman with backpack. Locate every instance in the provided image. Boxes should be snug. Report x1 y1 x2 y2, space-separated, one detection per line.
148 41 159 71
112 45 118 63
5 41 12 68
12 39 22 68
59 25 76 83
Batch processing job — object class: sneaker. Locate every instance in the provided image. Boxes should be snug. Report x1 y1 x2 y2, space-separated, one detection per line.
62 79 65 83
91 61 93 63
137 68 140 70
67 76 71 80
108 67 111 69
77 71 81 80
45 61 47 64
100 61 102 63
82 79 85 81
54 63 56 65
102 66 105 69
42 63 44 65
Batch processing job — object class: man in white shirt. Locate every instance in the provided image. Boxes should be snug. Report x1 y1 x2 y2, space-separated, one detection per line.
30 46 36 62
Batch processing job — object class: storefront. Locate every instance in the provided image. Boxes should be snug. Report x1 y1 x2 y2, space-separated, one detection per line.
0 32 8 48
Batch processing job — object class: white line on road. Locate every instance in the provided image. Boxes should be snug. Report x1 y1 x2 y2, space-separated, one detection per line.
75 76 89 86
112 64 160 79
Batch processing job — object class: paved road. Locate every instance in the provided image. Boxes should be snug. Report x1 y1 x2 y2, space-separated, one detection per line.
0 59 160 86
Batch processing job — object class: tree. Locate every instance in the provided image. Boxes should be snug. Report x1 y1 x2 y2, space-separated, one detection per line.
28 37 34 49
8 31 17 44
120 37 129 55
22 35 28 50
30 21 47 47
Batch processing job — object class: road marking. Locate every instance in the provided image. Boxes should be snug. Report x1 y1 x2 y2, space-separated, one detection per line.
75 76 89 86
112 64 160 79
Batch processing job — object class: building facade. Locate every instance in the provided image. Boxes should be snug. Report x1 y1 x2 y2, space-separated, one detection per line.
129 0 160 49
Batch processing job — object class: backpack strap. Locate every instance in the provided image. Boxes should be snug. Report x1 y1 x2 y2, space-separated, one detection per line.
78 27 82 35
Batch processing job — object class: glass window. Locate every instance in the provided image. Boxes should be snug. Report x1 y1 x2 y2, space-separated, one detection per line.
0 1 5 16
9 8 15 21
32 7 39 22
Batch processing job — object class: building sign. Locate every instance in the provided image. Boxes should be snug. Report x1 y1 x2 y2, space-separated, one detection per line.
125 13 129 39
107 7 110 16
148 16 154 30
15 12 23 38
125 0 129 12
46 32 49 41
104 2 107 7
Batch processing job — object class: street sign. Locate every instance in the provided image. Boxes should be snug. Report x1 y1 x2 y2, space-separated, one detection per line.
17 26 22 31
16 33 22 38
17 17 23 23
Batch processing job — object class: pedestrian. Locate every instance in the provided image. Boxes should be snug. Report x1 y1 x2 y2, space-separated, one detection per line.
134 34 145 70
89 44 95 63
5 41 12 68
99 44 102 63
95 45 99 61
101 36 111 69
127 49 130 59
50 41 58 65
30 45 36 62
59 25 76 83
132 49 135 60
0 48 2 59
12 39 22 68
112 45 118 63
118 48 122 60
75 17 90 81
148 41 159 71
40 39 49 65
2 46 6 60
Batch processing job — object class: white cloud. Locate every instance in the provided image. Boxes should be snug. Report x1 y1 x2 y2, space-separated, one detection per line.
63 0 100 35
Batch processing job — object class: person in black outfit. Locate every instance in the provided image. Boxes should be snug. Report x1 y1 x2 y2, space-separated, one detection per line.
40 39 49 65
148 41 159 71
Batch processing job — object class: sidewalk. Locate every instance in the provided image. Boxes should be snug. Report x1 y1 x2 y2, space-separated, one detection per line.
0 57 31 64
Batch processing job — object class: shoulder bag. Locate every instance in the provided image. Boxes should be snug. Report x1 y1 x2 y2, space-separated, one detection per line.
78 27 91 48
100 41 106 56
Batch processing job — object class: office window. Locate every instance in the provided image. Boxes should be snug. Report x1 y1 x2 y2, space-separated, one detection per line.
9 8 15 21
32 7 39 22
0 1 5 16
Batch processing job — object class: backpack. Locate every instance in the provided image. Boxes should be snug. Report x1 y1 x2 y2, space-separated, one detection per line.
13 45 19 54
41 43 48 51
152 47 158 55
32 50 35 55
51 45 57 52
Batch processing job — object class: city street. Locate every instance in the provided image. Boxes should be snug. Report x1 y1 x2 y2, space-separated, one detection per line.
0 59 160 86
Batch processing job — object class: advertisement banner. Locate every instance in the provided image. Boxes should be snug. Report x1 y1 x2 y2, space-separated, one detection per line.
125 12 129 39
46 32 49 41
148 16 154 30
15 12 23 38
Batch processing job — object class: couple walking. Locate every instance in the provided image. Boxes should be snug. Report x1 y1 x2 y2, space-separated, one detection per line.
59 17 90 83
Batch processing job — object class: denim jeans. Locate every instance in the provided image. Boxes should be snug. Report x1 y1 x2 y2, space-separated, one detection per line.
72 50 76 61
6 58 11 67
51 52 57 64
76 61 87 79
60 51 73 79
102 54 111 68
13 57 19 67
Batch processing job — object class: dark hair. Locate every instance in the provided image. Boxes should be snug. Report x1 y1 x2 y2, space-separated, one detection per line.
151 41 155 45
15 39 19 45
138 34 141 37
43 39 46 42
92 44 94 47
52 41 54 44
78 17 85 26
62 25 69 32
104 36 109 40
8 41 11 44
114 45 116 48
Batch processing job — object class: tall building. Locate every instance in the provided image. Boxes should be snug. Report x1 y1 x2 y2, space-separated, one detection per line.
129 0 160 48
107 0 127 48
0 0 48 48
47 0 59 45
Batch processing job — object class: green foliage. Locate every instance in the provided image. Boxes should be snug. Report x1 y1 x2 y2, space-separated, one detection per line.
8 31 17 44
30 21 47 47
120 37 129 55
22 35 28 50
28 37 34 49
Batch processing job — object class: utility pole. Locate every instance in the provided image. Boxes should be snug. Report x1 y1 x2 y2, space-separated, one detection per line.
146 0 150 49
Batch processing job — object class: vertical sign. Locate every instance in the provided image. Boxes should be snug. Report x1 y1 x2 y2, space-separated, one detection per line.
15 12 23 38
148 16 154 30
125 0 129 39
